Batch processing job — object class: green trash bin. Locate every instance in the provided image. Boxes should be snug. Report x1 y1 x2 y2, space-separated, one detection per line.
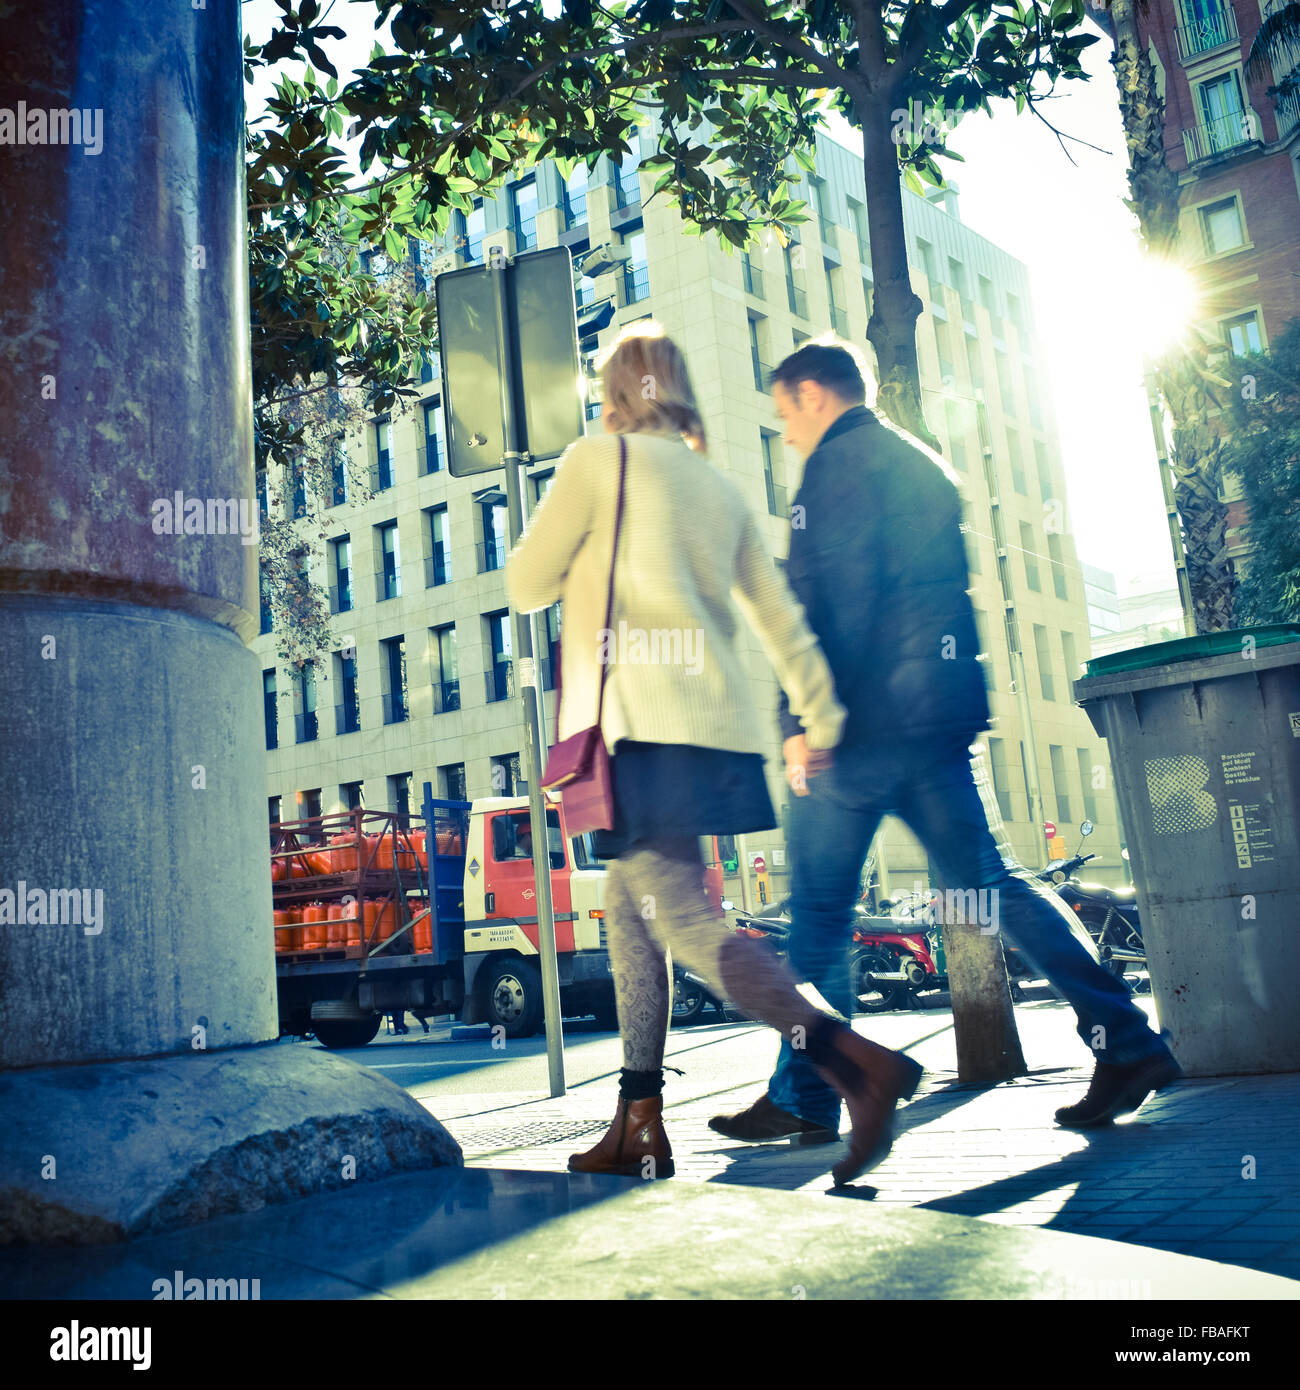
1074 624 1300 1076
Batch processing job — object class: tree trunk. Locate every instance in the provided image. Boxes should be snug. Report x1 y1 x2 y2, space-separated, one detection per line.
943 925 1029 1083
860 94 941 452
1109 0 1237 630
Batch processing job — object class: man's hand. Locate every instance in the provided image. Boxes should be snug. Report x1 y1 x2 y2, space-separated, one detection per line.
784 733 833 797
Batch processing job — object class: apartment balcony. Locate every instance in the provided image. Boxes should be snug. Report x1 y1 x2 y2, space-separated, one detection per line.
486 661 514 704
765 477 789 518
335 702 361 736
564 191 588 227
477 537 506 573
751 352 772 392
514 215 537 251
742 257 765 298
375 565 402 603
1278 90 1300 141
432 679 461 715
425 552 450 588
623 262 650 305
1183 111 1257 164
1174 4 1238 62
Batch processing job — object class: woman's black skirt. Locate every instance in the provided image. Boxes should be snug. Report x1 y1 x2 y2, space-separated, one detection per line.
592 740 778 859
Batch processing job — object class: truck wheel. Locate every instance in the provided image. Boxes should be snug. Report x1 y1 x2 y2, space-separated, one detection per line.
312 1015 381 1050
482 958 542 1038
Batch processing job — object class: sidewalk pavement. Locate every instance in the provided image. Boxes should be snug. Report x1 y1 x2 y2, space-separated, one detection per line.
432 1048 1300 1288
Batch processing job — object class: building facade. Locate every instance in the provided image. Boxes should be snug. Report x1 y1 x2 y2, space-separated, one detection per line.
1092 0 1300 569
254 127 1132 901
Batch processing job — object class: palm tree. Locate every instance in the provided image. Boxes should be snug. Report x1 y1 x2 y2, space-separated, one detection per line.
1105 0 1238 631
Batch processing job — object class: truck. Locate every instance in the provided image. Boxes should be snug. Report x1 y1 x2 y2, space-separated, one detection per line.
270 781 725 1048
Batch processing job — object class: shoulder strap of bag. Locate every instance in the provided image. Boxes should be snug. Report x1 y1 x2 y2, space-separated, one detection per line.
551 434 628 735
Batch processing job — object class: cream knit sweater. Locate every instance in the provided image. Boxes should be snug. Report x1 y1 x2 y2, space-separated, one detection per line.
505 430 845 757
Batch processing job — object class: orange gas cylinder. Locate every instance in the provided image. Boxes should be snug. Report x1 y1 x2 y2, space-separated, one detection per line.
344 901 362 947
372 897 397 941
282 905 304 949
329 834 359 873
271 858 287 883
410 898 432 953
301 903 329 950
374 832 397 870
325 902 348 948
397 833 418 871
305 847 334 876
409 831 428 870
360 899 383 945
273 908 293 952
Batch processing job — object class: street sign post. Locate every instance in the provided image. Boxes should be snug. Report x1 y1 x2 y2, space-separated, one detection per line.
1044 822 1056 840
435 246 585 1099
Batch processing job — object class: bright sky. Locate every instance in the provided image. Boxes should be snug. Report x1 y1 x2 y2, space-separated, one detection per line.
246 3 1178 598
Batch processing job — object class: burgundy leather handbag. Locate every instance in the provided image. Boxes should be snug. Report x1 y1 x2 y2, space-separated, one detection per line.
539 436 628 835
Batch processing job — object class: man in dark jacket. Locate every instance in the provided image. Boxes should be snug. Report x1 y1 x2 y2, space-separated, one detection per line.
712 343 1179 1150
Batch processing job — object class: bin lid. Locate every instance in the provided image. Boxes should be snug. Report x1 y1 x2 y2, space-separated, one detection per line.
1083 623 1300 679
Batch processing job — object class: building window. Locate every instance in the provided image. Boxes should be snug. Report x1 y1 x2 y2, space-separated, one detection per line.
1192 70 1250 159
1176 0 1239 62
784 245 808 318
532 471 555 507
944 399 969 471
330 445 348 507
986 738 1016 824
377 520 401 601
381 635 408 725
1049 745 1073 825
259 568 272 635
426 505 451 587
1223 310 1263 357
335 648 361 735
615 152 641 208
915 238 938 295
761 431 786 516
486 610 512 703
1061 630 1080 689
490 752 522 796
541 604 560 691
422 399 445 474
996 349 1017 418
373 419 393 492
1034 438 1053 500
389 772 412 824
1020 522 1041 592
964 525 981 575
1199 197 1246 256
978 273 997 317
564 165 588 226
290 458 307 519
431 623 460 714
748 315 769 392
512 178 537 250
269 795 281 825
479 496 507 572
263 669 277 751
742 251 764 298
825 261 847 337
294 663 318 744
297 787 323 830
848 199 870 270
1033 624 1056 701
1076 748 1100 823
622 230 649 304
1007 427 1028 495
463 199 485 263
966 332 984 389
440 763 467 802
331 535 352 614
1047 533 1069 601
341 780 364 812
809 177 834 243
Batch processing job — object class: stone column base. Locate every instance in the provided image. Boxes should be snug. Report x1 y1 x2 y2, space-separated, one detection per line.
0 1044 461 1246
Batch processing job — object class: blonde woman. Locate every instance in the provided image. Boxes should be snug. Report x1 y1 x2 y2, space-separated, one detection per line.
505 323 922 1186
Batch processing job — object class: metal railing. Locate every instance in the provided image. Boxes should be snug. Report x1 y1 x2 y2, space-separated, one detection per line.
329 581 353 615
819 213 837 245
751 353 772 392
477 538 506 573
787 283 808 318
564 190 587 226
1183 111 1255 164
485 661 514 704
1174 4 1238 61
335 701 361 736
624 262 650 304
742 257 765 298
418 439 443 475
514 215 537 250
294 711 318 744
432 679 461 714
375 566 402 602
369 459 393 493
425 552 450 588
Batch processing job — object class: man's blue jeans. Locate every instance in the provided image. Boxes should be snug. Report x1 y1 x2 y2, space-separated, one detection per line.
767 736 1169 1130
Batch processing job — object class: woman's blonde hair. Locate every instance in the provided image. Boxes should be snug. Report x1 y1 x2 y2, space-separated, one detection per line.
596 321 707 452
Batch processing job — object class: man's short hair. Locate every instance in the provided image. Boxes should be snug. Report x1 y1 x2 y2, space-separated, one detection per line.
770 341 867 405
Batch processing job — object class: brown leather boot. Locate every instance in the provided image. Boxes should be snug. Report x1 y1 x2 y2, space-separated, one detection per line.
568 1096 676 1179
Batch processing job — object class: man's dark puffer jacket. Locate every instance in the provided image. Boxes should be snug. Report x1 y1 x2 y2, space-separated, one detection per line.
777 404 991 752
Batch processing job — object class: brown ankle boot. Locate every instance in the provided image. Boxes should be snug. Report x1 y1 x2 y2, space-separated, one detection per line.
568 1096 675 1179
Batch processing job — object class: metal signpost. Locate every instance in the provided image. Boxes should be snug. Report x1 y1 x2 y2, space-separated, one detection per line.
435 245 585 1098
